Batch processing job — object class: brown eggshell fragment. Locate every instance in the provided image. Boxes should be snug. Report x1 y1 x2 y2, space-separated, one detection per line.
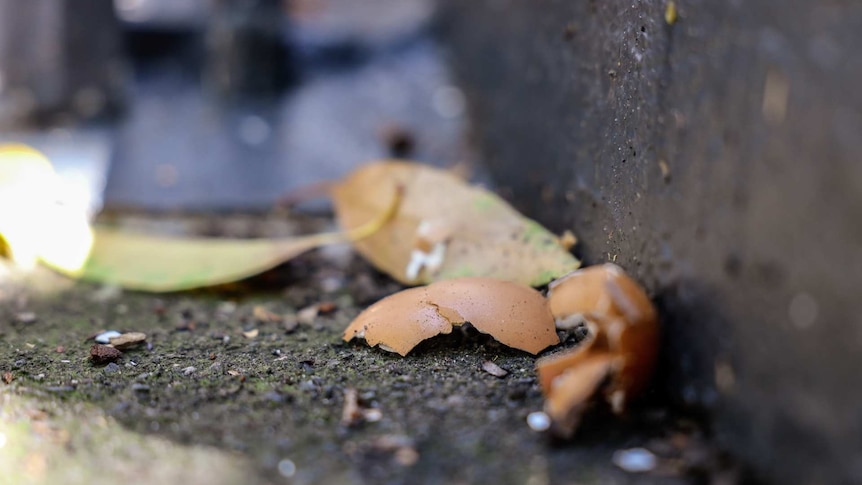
548 263 657 331
343 277 559 356
542 352 616 438
536 322 600 394
426 277 559 355
547 263 659 397
537 264 660 436
343 287 453 356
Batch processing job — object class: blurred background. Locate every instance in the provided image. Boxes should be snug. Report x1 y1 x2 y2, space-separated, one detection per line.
2 1 861 484
0 0 470 214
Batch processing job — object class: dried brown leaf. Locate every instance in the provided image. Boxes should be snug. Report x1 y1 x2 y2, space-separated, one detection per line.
332 161 580 286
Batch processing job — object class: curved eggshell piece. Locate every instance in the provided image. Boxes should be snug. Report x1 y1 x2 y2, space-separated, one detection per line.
426 277 559 355
548 263 624 325
535 322 601 394
538 264 660 436
342 287 453 356
543 352 616 438
547 265 658 379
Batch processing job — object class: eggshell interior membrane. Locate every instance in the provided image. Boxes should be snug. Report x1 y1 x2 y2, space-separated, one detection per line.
343 277 559 356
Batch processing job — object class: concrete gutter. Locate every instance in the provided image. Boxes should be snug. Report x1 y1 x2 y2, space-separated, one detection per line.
437 1 862 483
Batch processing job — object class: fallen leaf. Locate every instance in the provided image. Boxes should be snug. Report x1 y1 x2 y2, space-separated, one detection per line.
536 264 659 437
2 371 13 384
331 161 580 286
0 144 93 271
45 186 401 292
344 277 559 356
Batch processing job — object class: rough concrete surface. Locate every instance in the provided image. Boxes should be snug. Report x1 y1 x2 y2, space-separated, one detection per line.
1 254 731 485
438 1 862 484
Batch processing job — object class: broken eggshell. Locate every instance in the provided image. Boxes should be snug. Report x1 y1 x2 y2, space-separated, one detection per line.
343 277 559 356
536 264 659 437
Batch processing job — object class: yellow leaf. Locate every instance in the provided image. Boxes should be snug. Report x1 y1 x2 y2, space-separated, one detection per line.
331 161 580 286
51 186 401 292
0 144 93 271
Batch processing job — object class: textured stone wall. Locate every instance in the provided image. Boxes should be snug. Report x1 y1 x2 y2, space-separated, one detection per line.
438 1 862 483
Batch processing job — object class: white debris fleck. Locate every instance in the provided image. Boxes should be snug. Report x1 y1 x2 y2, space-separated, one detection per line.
364 408 383 422
612 447 657 473
181 366 197 376
404 243 447 282
95 330 122 344
481 360 509 378
527 411 551 432
277 458 296 478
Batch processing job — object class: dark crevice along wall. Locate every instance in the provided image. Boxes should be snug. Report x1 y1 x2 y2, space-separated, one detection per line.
437 1 862 484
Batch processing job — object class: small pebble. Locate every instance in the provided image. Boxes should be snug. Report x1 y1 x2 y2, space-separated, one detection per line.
95 330 122 344
103 362 121 374
612 447 657 473
527 411 551 432
181 366 197 376
14 312 37 324
297 305 319 325
278 459 296 478
317 301 337 314
481 360 509 378
283 315 299 333
109 332 147 350
90 344 122 365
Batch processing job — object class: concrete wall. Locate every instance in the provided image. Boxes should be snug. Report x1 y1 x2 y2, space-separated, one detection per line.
438 1 862 483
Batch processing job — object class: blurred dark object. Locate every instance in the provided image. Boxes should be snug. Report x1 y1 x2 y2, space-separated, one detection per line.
104 0 468 212
0 0 126 128
439 1 862 484
206 0 294 96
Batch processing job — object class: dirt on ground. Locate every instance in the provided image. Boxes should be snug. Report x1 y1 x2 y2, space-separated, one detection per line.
0 235 737 485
